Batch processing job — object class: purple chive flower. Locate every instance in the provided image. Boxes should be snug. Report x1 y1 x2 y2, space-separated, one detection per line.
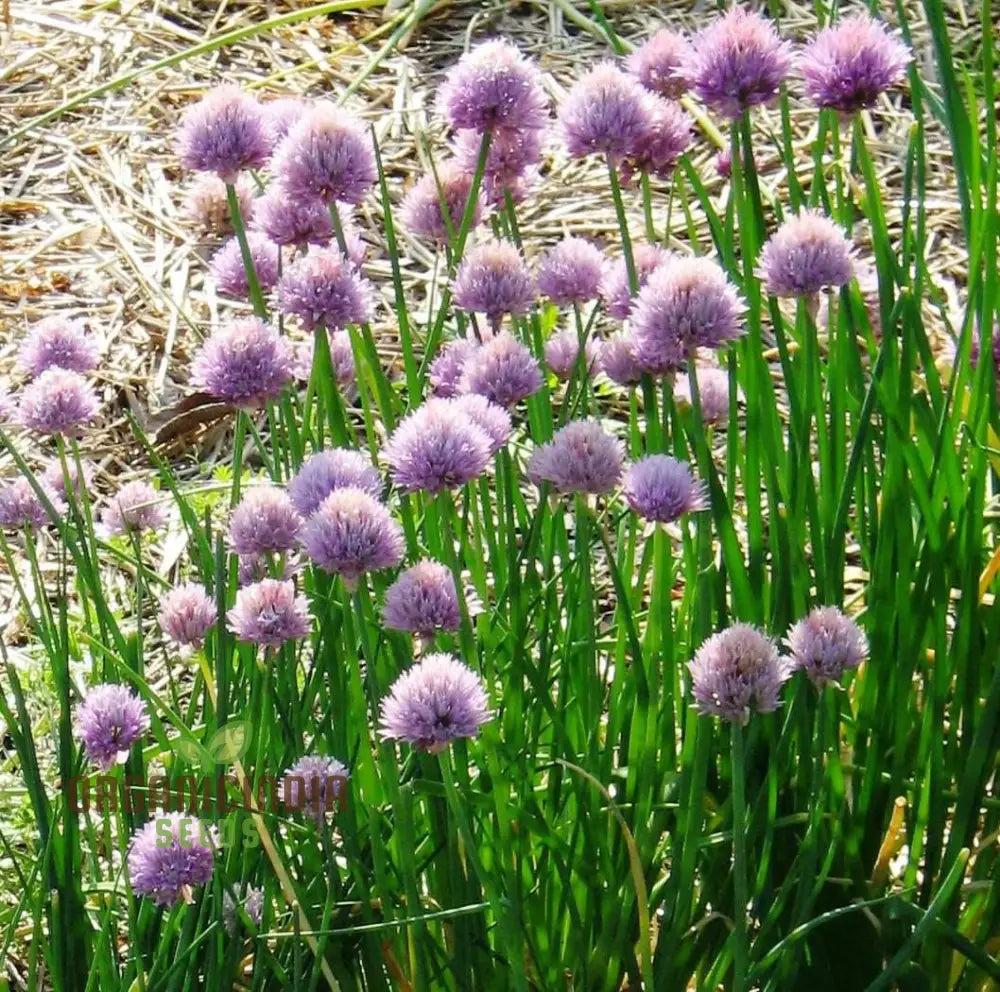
679 8 792 119
438 39 549 135
785 606 869 687
190 318 293 408
597 332 643 386
628 28 692 99
41 458 92 502
544 327 598 380
0 477 65 530
429 339 480 398
278 247 373 332
559 62 655 161
289 449 381 517
527 419 624 495
536 237 605 306
223 885 265 934
158 582 218 649
453 239 536 330
623 454 707 523
251 187 333 247
383 559 462 637
600 243 669 319
459 331 543 408
799 14 910 114
384 400 492 494
127 812 215 906
621 97 692 183
272 102 375 205
451 126 543 204
329 330 358 391
450 393 512 454
101 480 168 537
76 683 150 771
715 149 732 179
676 364 733 425
176 84 272 183
209 232 282 298
182 175 255 235
631 255 746 374
237 552 299 587
18 316 99 376
688 623 791 724
400 161 484 245
758 210 855 298
17 368 98 435
301 488 404 587
379 652 492 752
227 578 311 647
228 485 302 556
281 754 350 823
263 96 308 142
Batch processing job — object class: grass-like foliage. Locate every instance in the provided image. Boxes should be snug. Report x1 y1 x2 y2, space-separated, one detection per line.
0 1 998 990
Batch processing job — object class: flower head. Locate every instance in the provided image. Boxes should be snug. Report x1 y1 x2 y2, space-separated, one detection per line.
536 237 604 306
544 327 598 380
0 477 65 530
379 653 492 752
43 457 93 503
631 255 746 374
383 560 462 637
176 84 272 183
559 62 655 160
101 480 168 537
623 454 706 523
453 240 535 328
228 485 303 556
676 364 733 425
278 247 373 332
251 187 333 247
263 96 308 142
281 754 350 823
190 318 293 408
209 232 282 298
620 97 691 183
76 684 150 771
688 623 790 723
301 488 404 587
429 339 479 398
223 885 265 934
451 126 543 204
799 14 910 113
158 583 218 649
597 332 643 385
289 449 382 517
438 39 549 135
600 243 669 319
272 102 375 205
758 210 855 298
628 29 692 99
527 419 624 495
227 579 311 647
715 149 732 178
459 331 543 407
384 400 492 494
785 606 868 687
679 8 792 119
19 316 99 376
400 161 484 245
450 393 512 454
237 552 299 587
18 368 98 434
127 812 215 905
182 175 255 235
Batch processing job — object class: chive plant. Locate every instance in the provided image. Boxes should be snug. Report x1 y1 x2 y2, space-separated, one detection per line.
0 3 998 991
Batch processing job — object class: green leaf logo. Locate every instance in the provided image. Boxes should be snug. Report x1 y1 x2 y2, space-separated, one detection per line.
172 721 251 769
